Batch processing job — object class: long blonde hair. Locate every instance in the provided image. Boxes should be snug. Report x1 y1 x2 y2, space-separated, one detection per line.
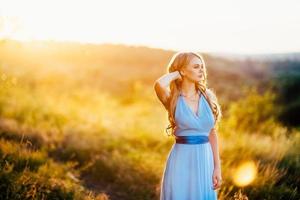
164 51 222 136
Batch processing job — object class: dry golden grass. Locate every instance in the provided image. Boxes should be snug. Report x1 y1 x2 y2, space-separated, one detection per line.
0 40 299 199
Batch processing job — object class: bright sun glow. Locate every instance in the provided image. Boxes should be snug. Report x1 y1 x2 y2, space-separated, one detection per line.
1 0 300 54
233 160 258 187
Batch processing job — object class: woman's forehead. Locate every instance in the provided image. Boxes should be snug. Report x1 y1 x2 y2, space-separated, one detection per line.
189 56 203 65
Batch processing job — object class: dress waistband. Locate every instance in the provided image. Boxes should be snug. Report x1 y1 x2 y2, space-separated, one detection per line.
175 135 209 144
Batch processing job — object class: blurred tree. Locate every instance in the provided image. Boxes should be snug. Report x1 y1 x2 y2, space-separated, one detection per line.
226 86 280 136
271 60 300 128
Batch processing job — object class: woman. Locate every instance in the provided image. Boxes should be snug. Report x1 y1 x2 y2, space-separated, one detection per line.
154 51 223 200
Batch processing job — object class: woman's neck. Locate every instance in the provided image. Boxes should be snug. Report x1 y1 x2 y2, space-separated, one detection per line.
180 81 198 96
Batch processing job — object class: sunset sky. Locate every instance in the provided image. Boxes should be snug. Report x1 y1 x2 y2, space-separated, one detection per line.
0 0 299 54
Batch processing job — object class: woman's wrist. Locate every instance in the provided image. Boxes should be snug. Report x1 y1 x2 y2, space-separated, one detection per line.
156 71 181 87
214 165 221 170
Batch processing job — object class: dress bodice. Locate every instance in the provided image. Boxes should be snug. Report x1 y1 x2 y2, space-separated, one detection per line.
174 90 215 136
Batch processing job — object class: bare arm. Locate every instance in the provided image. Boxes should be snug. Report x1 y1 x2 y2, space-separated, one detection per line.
153 71 182 109
209 128 221 170
209 128 223 189
207 89 222 169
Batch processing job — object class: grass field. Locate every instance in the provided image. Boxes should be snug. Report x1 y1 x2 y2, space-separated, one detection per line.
0 40 299 200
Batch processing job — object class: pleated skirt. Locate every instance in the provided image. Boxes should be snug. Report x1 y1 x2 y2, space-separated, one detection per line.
160 142 218 200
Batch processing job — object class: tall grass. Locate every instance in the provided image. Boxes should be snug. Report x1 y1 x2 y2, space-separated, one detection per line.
0 43 299 199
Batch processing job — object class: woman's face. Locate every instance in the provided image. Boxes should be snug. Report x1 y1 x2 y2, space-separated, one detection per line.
180 56 205 83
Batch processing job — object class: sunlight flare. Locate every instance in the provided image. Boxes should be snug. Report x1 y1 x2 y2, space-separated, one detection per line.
233 160 257 187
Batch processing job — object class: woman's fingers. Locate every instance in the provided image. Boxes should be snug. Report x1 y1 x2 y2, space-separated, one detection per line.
212 175 223 190
212 175 217 185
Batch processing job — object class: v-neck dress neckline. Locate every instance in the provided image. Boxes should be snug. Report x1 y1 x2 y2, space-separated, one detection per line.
180 90 202 119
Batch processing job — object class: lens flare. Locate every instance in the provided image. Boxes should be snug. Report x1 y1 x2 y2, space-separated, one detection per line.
233 160 257 187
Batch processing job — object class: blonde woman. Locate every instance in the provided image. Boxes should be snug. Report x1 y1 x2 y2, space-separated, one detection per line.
154 52 223 200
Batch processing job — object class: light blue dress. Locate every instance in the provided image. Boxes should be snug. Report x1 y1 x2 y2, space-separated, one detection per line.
160 90 218 200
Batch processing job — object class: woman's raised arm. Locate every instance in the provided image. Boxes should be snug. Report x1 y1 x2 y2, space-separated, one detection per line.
153 71 182 109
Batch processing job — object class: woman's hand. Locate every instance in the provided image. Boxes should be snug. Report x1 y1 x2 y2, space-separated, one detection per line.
212 167 222 190
176 70 183 80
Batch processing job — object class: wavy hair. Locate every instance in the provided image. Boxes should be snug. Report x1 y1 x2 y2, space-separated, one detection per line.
164 51 222 136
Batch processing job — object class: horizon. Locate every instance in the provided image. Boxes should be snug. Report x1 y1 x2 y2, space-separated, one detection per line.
3 38 300 58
